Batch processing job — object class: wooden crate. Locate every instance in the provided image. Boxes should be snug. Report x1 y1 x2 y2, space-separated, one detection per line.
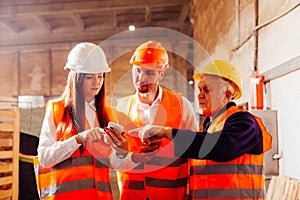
267 175 300 200
0 109 19 200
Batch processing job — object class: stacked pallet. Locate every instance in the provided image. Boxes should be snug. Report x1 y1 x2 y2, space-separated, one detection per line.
267 175 300 200
0 109 19 200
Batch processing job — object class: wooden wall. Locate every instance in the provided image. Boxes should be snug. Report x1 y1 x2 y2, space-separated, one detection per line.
0 42 194 104
0 48 69 97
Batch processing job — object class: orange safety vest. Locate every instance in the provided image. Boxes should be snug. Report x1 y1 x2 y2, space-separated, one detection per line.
188 106 272 200
34 99 113 200
116 90 189 200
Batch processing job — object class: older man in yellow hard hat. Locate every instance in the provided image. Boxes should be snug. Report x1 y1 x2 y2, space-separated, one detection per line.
138 60 272 200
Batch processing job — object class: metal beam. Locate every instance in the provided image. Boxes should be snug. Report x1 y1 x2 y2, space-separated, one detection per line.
262 55 300 82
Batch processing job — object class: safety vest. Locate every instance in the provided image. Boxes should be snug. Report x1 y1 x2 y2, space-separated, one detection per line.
188 106 272 200
116 90 188 200
34 98 113 200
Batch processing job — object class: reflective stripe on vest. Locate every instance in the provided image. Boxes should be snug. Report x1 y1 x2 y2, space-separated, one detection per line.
116 89 188 200
35 99 113 200
189 106 272 200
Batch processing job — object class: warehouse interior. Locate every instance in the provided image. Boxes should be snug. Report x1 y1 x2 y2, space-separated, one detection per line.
0 0 300 199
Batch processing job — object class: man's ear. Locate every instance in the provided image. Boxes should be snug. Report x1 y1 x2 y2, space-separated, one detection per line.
225 90 233 101
159 70 166 80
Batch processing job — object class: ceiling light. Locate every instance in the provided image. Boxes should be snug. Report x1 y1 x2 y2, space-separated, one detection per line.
129 25 135 31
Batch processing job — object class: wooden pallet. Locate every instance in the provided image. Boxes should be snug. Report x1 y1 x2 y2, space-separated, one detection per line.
267 175 300 200
0 109 19 200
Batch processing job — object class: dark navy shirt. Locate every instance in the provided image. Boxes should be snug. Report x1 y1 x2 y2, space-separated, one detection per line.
172 102 263 162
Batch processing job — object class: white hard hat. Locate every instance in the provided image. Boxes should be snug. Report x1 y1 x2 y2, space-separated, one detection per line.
65 42 111 73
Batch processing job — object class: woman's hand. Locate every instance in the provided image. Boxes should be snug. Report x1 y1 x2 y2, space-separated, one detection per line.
77 128 104 144
104 127 128 156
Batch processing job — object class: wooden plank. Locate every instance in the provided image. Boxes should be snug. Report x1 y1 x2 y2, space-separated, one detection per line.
0 150 13 159
0 53 19 97
0 0 188 16
12 108 19 200
0 116 14 124
266 176 276 199
0 132 13 139
0 139 13 147
0 123 14 132
0 110 14 118
0 176 12 186
0 189 12 199
266 176 300 200
0 108 19 200
296 182 300 199
0 19 19 33
0 162 12 173
290 181 297 199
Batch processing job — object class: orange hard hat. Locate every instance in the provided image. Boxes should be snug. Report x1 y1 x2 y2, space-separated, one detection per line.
130 40 169 71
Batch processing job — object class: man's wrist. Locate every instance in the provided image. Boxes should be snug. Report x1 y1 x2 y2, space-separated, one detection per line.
164 127 173 140
75 134 83 144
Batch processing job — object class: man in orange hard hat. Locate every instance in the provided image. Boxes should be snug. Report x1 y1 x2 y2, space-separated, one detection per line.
113 40 198 200
138 60 273 199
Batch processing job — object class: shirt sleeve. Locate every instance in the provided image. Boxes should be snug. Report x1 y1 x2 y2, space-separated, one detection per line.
180 96 199 131
37 105 81 168
172 111 263 162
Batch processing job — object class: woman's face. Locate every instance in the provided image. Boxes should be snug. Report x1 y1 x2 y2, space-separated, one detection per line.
82 73 104 102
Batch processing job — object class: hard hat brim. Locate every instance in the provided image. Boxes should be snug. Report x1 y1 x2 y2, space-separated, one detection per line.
193 72 242 100
64 64 111 73
132 64 168 71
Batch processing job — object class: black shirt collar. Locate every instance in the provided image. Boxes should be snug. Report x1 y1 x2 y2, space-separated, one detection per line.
211 102 236 120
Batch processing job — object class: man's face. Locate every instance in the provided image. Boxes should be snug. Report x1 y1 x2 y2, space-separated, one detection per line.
197 75 227 116
132 65 163 93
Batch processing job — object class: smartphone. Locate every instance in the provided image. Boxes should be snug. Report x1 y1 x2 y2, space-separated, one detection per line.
108 122 124 133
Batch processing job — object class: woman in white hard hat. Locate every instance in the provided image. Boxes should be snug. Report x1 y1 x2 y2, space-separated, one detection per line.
36 42 128 200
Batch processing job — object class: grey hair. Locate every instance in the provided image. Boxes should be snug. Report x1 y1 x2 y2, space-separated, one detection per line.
220 78 235 100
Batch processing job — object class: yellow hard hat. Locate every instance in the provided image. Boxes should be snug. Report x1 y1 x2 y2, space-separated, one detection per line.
130 40 169 71
193 60 242 99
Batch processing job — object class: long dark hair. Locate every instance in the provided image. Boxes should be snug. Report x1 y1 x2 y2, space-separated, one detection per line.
95 73 110 127
61 71 110 133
